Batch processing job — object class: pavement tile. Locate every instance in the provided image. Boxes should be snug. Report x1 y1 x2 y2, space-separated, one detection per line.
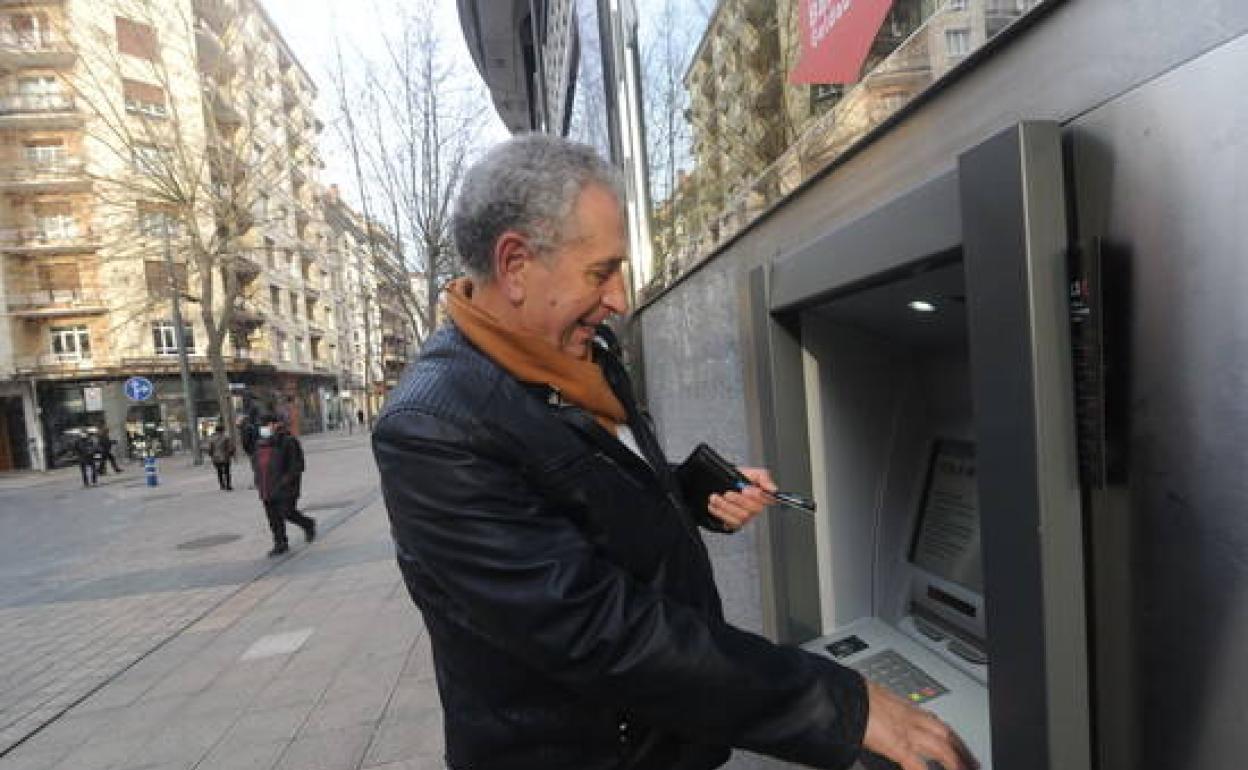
360 709 444 767
360 758 447 770
271 725 372 770
219 703 311 746
298 690 390 735
194 739 289 770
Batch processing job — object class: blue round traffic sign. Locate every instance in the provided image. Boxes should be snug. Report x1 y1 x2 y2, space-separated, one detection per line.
124 376 155 402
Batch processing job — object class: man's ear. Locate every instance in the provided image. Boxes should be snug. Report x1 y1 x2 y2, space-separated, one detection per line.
492 230 531 304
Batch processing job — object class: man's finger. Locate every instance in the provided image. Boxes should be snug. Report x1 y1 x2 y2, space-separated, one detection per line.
738 466 778 493
915 717 976 770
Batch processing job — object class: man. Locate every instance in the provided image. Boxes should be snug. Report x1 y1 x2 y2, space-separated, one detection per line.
208 424 235 491
96 426 122 475
251 414 315 556
75 430 99 488
372 135 976 770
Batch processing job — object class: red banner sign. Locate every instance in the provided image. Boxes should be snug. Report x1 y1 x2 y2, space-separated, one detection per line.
789 0 895 85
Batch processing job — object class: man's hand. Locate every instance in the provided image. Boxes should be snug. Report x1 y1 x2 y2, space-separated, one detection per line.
707 467 777 531
863 680 979 770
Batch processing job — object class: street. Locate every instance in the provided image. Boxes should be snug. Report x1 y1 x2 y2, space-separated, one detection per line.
0 433 443 770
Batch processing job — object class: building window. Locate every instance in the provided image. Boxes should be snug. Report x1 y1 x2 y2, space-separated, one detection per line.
24 138 66 168
293 336 304 364
270 285 282 313
289 290 299 319
18 75 58 95
115 17 157 59
152 321 195 356
264 238 276 268
275 331 289 362
123 79 167 118
34 204 75 240
138 204 180 237
947 0 967 10
945 28 971 57
132 143 170 174
6 13 51 48
50 325 90 362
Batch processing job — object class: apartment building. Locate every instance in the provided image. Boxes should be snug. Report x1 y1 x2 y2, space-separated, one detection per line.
320 185 417 424
0 0 335 470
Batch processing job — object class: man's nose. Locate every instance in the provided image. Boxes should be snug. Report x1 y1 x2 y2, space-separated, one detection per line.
603 271 630 315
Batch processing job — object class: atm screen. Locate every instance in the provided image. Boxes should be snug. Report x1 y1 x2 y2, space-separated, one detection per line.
909 440 983 593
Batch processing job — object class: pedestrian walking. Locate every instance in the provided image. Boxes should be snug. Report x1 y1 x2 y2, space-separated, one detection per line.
96 426 122 475
239 414 258 457
356 408 366 431
251 414 315 556
75 431 99 487
372 134 976 770
207 424 235 491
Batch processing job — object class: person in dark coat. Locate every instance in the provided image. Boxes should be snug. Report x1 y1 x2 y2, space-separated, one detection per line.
372 135 976 770
96 426 122 475
239 414 259 457
251 414 315 556
75 431 99 487
207 424 235 491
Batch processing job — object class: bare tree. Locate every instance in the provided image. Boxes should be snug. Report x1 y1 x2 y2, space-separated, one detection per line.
328 0 482 351
63 0 310 446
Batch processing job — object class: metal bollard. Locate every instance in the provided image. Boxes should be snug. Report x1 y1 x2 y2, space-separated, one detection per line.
144 455 158 486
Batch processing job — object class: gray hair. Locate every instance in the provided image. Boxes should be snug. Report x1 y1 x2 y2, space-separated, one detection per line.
452 134 623 280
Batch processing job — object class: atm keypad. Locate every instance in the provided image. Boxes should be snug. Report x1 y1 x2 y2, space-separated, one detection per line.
850 650 948 704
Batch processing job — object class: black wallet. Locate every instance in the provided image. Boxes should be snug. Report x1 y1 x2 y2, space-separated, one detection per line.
675 443 752 509
675 443 818 514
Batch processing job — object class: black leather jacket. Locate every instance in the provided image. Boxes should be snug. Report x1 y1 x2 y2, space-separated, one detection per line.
373 325 868 770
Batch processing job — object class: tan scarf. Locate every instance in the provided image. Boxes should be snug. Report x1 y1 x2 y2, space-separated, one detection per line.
445 278 627 434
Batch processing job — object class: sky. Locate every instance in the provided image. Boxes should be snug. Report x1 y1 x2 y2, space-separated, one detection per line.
258 0 508 211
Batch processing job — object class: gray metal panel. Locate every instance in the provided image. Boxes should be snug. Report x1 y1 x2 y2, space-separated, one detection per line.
960 123 1089 770
739 267 822 643
770 171 962 315
1069 31 1248 770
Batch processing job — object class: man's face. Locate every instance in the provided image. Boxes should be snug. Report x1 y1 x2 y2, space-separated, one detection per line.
517 184 630 359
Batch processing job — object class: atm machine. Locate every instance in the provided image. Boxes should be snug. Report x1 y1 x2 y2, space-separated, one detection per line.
743 122 1091 770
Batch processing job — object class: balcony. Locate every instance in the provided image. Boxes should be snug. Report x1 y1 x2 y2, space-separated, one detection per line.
6 287 107 317
0 158 90 193
13 354 100 378
194 20 233 77
228 250 261 280
281 80 297 112
192 0 230 33
0 31 76 69
230 298 266 326
209 88 242 127
0 92 80 128
0 227 98 255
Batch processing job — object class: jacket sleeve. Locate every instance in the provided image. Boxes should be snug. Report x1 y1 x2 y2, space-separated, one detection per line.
373 409 868 770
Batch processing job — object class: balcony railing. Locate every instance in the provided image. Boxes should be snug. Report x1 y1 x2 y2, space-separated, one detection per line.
0 31 75 64
0 92 76 115
13 354 98 373
6 287 107 316
0 158 89 190
0 227 98 254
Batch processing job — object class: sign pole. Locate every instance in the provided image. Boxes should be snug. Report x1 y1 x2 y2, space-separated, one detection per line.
164 217 202 465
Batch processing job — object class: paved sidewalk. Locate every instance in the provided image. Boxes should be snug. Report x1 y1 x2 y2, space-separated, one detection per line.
1 486 442 770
